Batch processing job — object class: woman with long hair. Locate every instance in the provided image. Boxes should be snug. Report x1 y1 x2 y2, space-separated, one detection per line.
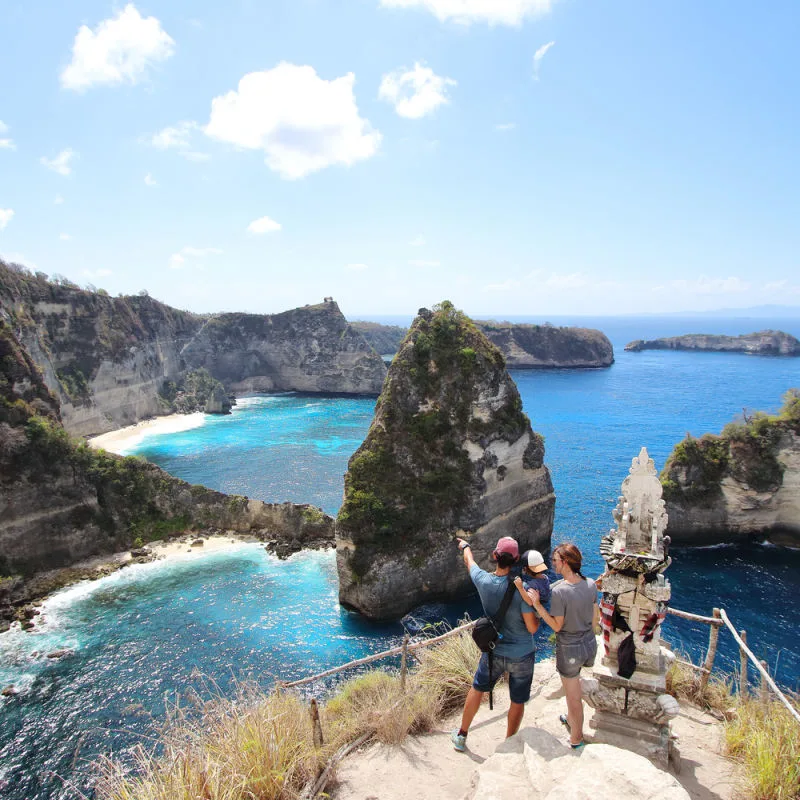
516 543 597 749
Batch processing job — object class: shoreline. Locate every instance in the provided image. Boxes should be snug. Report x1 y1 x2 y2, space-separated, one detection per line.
87 412 207 454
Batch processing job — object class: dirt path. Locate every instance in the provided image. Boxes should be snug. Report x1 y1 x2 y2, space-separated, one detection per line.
331 661 741 800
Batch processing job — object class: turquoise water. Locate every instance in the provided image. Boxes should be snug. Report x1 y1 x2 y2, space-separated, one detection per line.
1 316 799 798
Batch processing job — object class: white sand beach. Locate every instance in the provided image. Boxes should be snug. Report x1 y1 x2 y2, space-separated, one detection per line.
147 534 261 561
87 412 207 454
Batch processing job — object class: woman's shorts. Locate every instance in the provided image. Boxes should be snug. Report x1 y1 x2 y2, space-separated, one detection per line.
556 631 597 678
473 651 535 704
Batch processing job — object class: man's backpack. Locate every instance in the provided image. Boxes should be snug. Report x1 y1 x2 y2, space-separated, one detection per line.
471 579 517 710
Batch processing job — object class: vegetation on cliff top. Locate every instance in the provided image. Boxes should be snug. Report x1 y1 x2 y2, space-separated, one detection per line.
338 301 532 576
660 389 800 502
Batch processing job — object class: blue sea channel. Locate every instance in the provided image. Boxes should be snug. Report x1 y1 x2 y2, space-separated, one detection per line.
1 315 799 799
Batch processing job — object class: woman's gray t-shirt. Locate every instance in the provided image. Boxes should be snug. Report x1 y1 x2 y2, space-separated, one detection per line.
550 578 596 644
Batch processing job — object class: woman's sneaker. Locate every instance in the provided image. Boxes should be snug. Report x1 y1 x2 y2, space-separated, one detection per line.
450 730 467 752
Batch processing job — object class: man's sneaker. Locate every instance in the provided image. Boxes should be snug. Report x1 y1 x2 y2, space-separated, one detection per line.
450 730 467 752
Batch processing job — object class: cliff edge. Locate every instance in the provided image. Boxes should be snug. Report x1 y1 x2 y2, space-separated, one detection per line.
336 302 555 620
662 390 800 546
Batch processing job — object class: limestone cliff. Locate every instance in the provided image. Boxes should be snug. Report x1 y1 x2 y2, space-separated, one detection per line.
477 321 614 368
181 302 386 395
661 390 800 546
336 302 555 620
0 262 386 436
625 330 800 355
0 319 333 629
352 319 615 368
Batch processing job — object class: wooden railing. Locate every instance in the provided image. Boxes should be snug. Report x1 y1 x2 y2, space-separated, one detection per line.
279 606 799 725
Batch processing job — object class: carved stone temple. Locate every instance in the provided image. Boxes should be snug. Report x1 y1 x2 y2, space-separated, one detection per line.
582 447 681 768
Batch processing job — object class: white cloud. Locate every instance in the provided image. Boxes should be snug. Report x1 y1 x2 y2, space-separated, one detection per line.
60 4 175 91
533 40 555 79
169 246 223 269
668 276 750 295
83 268 113 278
0 209 14 230
247 216 282 235
494 123 516 131
345 263 369 271
410 235 426 247
0 123 15 150
379 0 555 26
150 121 197 150
40 148 77 176
144 173 157 186
180 150 210 162
409 259 441 267
59 233 72 241
485 279 522 291
379 63 456 119
204 62 381 180
54 195 65 205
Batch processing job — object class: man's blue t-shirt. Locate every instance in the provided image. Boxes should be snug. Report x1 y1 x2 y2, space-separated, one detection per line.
470 564 535 659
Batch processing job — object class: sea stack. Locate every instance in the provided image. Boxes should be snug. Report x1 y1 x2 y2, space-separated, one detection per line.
336 302 555 620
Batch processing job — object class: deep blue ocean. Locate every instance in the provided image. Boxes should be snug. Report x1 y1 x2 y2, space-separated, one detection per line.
1 315 799 799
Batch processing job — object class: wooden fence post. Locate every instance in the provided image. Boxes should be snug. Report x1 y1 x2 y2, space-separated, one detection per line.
739 630 748 695
700 608 721 693
400 634 410 692
310 698 324 748
759 660 769 703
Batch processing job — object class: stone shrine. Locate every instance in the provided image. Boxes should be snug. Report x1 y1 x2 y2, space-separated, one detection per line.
582 447 681 768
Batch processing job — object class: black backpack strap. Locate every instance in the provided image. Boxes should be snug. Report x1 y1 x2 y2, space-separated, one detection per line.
487 579 516 712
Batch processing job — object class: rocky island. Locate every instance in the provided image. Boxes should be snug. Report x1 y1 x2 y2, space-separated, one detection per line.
0 261 386 437
661 390 800 546
336 302 555 620
353 318 614 368
625 330 800 355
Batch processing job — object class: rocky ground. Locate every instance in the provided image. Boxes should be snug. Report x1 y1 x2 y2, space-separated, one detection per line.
332 661 740 800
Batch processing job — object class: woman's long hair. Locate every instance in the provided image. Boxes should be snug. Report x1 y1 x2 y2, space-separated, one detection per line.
553 543 585 579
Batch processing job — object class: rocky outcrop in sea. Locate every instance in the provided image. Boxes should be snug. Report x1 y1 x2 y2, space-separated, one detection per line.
0 262 386 436
625 330 800 355
662 390 800 546
352 318 614 368
336 302 555 620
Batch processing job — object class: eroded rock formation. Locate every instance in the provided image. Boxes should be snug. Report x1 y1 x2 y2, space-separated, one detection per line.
662 390 800 546
478 321 614 368
0 262 386 436
625 330 800 355
336 302 555 620
352 318 615 368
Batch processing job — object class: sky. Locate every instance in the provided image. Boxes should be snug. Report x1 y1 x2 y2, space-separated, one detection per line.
1 0 799 319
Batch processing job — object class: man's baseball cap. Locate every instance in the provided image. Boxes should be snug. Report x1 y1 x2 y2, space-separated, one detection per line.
494 537 519 559
523 550 548 574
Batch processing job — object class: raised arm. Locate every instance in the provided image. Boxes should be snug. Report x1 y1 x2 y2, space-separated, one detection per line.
456 537 476 571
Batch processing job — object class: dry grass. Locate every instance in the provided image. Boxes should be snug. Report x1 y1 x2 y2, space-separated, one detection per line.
666 656 734 714
96 627 476 800
725 696 800 800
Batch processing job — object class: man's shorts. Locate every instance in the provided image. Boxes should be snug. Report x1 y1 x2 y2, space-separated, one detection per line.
473 651 535 704
555 631 597 678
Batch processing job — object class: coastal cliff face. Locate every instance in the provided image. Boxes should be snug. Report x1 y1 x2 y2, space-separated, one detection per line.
352 318 614 368
336 302 555 620
662 391 800 546
477 322 614 368
0 263 386 436
0 318 334 628
626 330 800 355
181 302 386 395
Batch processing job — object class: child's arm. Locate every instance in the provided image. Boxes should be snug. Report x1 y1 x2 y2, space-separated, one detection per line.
513 576 535 607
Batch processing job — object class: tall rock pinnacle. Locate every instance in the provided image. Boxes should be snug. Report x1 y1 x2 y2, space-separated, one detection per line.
336 302 555 619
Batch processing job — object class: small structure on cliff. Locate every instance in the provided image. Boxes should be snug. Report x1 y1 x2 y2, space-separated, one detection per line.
583 447 679 767
336 301 555 620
